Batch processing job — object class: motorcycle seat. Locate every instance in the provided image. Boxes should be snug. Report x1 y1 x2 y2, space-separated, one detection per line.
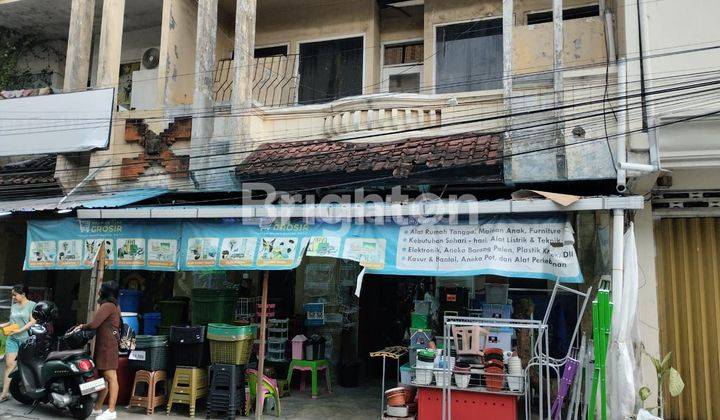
46 349 86 361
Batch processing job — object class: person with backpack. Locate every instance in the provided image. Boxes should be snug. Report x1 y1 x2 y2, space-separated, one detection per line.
76 281 121 420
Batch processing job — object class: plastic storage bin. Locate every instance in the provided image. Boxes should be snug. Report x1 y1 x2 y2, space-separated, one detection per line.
119 289 142 313
191 289 237 325
121 312 139 333
129 335 168 371
304 335 326 360
143 312 162 335
169 325 207 367
411 313 429 329
207 323 255 365
291 334 307 360
158 299 188 326
482 304 512 320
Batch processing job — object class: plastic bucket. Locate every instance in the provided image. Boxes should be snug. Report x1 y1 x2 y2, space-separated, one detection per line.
121 312 139 333
119 289 142 313
142 312 161 335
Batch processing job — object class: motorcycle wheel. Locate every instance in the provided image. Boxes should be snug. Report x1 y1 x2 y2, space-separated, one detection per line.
9 376 34 405
70 395 94 420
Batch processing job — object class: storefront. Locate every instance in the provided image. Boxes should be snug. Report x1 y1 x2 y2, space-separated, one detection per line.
22 195 643 419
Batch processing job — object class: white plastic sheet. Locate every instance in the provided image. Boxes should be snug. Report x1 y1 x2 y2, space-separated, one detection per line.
607 223 641 419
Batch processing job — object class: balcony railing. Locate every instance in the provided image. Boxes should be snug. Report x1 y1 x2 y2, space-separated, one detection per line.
214 55 299 107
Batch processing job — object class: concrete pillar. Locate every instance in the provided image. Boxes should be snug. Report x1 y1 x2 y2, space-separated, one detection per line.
64 0 95 92
56 0 95 193
502 0 513 180
95 0 125 90
190 0 218 187
226 0 256 188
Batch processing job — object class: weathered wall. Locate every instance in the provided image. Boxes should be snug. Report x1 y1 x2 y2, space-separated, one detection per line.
157 0 197 106
90 27 162 86
379 5 423 43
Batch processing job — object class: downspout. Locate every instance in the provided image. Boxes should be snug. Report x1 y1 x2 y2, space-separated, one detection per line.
612 208 624 297
616 62 627 193
636 0 648 131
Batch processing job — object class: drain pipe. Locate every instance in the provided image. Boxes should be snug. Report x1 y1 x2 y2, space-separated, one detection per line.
611 208 624 294
616 62 627 193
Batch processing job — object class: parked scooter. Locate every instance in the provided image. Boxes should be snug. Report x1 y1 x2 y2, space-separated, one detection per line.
8 301 105 419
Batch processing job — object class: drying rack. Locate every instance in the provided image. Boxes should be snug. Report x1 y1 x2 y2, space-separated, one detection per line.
370 346 408 415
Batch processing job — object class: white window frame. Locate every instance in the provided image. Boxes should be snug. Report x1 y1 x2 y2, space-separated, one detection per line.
432 15 503 95
295 33 367 105
381 38 424 94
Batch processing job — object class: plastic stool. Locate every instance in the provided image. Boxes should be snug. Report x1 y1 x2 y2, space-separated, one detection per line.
167 367 207 417
128 370 167 415
286 359 332 398
207 364 246 418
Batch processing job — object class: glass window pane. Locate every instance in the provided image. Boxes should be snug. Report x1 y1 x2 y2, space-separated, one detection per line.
298 37 363 105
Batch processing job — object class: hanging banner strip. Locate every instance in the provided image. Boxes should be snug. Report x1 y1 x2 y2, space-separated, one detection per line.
24 216 583 282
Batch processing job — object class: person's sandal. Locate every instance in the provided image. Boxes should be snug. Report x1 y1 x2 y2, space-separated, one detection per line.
0 395 10 403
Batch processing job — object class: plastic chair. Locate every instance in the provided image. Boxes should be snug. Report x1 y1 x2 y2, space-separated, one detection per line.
452 325 490 357
245 369 281 417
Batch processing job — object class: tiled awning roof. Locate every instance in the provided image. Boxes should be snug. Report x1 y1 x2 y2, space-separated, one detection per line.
0 154 59 190
235 133 502 188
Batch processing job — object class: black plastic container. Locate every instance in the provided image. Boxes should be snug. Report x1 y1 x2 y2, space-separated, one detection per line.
304 335 326 361
169 325 208 368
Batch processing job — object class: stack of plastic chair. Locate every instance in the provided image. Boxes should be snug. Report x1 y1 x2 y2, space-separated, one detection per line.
245 369 281 417
166 367 207 417
206 364 245 419
128 370 167 415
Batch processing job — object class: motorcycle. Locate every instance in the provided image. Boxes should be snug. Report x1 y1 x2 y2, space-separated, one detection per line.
8 305 105 419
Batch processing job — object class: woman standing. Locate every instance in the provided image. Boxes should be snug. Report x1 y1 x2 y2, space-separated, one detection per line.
0 284 36 402
77 281 120 420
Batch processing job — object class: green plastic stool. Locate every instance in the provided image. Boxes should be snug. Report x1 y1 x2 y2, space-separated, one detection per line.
286 359 332 398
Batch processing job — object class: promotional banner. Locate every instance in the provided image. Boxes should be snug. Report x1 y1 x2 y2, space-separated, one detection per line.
25 215 583 282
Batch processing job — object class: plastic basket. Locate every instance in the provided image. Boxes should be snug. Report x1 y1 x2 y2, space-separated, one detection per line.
411 313 429 329
129 335 168 371
209 336 254 365
207 323 256 340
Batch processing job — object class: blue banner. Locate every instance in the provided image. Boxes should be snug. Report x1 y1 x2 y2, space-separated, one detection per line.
25 216 583 283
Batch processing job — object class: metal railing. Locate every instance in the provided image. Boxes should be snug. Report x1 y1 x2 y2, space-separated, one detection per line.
213 55 299 107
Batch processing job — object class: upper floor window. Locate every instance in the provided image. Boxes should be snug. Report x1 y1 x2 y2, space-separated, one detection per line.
298 36 363 105
382 40 423 94
436 19 503 94
526 5 600 25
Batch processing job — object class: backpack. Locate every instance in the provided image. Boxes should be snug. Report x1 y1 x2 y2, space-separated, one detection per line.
116 310 136 356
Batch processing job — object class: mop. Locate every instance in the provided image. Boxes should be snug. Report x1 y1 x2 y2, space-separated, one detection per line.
587 290 612 420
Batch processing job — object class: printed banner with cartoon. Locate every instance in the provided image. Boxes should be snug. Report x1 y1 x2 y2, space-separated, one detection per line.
25 216 583 282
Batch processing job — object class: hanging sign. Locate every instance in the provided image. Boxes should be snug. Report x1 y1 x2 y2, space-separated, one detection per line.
24 215 583 282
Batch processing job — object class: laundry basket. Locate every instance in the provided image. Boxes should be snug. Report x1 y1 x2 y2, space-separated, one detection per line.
207 323 256 365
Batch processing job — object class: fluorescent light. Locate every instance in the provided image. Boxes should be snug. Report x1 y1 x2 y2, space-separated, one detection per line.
57 209 73 214
0 211 11 217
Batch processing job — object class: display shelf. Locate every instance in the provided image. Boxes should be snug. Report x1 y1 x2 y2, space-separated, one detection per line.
409 366 525 397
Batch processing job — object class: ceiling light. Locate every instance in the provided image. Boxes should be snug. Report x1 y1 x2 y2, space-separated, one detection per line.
57 209 73 214
0 211 11 217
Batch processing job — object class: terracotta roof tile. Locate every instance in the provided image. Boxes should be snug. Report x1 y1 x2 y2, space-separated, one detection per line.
236 133 501 179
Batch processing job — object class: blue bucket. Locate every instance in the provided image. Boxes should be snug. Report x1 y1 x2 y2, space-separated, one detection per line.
143 312 162 335
121 312 139 334
119 289 142 313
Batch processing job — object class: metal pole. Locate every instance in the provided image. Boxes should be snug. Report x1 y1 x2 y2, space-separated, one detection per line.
255 270 269 419
88 243 105 354
381 356 386 415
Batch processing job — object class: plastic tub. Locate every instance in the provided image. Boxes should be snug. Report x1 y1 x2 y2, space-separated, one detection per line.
142 312 161 335
119 289 142 313
121 312 139 334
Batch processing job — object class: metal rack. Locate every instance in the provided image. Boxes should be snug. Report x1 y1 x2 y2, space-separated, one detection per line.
440 316 551 420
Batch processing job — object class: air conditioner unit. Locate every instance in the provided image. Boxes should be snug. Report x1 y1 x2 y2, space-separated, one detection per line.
140 47 160 70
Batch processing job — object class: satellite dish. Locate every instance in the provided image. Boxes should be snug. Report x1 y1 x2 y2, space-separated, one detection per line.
141 47 160 70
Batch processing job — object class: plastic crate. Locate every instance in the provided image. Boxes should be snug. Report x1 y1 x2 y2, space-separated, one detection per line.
209 336 254 365
129 335 168 371
169 325 207 367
